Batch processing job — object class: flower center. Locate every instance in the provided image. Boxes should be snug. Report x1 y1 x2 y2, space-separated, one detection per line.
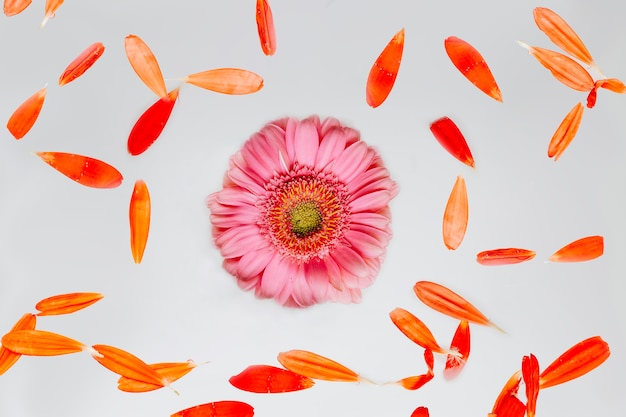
290 201 322 237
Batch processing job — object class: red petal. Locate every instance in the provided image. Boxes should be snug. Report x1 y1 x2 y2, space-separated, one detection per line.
490 371 525 417
58 42 105 86
476 248 536 266
522 354 540 417
229 364 315 393
429 116 475 168
410 407 430 417
396 373 434 391
36 152 123 188
586 86 598 109
127 88 179 156
7 86 46 140
256 0 276 56
171 401 254 417
548 235 604 263
444 320 470 380
366 28 404 108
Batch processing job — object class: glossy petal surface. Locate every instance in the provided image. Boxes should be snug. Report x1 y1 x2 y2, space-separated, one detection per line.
444 320 470 380
277 350 359 382
35 292 103 316
7 86 46 140
1 329 85 356
547 102 584 161
184 69 264 95
36 152 123 188
59 42 105 86
125 34 167 98
389 308 448 355
429 116 475 167
171 401 254 417
411 407 429 417
476 248 536 266
548 235 604 262
0 313 36 376
256 0 276 55
91 344 164 386
442 175 468 250
522 354 540 417
229 364 315 393
127 88 179 156
118 361 197 392
366 28 404 108
129 179 151 263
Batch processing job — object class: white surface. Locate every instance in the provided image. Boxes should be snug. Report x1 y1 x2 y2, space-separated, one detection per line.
0 1 624 416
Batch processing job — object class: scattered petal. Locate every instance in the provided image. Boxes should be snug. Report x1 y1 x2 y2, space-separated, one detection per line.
1 329 86 356
229 364 315 393
277 350 359 382
0 313 36 376
547 102 584 161
410 407 429 417
442 175 468 250
444 320 470 380
548 235 604 263
41 0 63 27
118 361 197 392
91 344 164 387
429 116 475 167
129 179 151 263
256 0 276 56
522 354 540 417
36 152 123 188
476 248 536 266
125 34 167 98
7 86 46 140
127 88 179 156
35 292 104 316
596 78 626 94
586 85 598 108
4 0 32 16
389 308 450 355
366 28 404 108
171 401 254 417
490 371 525 417
396 373 433 391
58 42 105 86
183 68 264 95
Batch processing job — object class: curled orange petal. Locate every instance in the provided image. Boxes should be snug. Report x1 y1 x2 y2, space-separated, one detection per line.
256 0 276 56
35 292 103 316
229 364 315 393
476 248 536 266
429 116 475 168
548 235 604 263
7 86 46 140
1 329 86 356
127 88 179 156
36 152 123 188
522 354 540 417
547 102 584 161
4 0 32 16
444 36 502 102
183 68 264 95
442 175 468 250
58 42 105 86
596 77 626 94
366 28 404 108
389 308 449 355
277 350 359 382
91 344 164 387
129 179 151 263
490 371 525 417
444 320 470 380
171 401 254 417
118 361 197 392
125 34 167 98
0 313 36 376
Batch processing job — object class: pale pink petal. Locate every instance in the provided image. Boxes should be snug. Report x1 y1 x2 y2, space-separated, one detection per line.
322 255 344 291
332 245 368 279
260 253 292 298
217 226 263 258
345 229 385 258
293 119 320 167
304 260 330 301
284 118 298 166
332 141 370 183
227 165 265 195
320 117 342 136
290 265 314 307
236 245 273 278
213 188 258 206
350 189 394 213
316 127 347 169
350 212 391 230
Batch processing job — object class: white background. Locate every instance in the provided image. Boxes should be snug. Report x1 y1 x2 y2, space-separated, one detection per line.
1 1 624 416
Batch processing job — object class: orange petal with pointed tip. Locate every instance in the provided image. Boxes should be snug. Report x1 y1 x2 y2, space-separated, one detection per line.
0 313 36 376
596 78 626 94
127 88 179 156
444 320 470 380
442 175 468 250
539 336 610 389
229 364 315 393
129 179 151 263
522 354 540 417
118 361 197 392
444 36 502 102
7 86 46 140
411 407 429 417
183 68 264 95
548 235 603 263
35 292 103 316
366 28 404 108
41 0 63 27
125 34 167 98
490 370 525 417
91 344 164 386
277 350 359 382
1 329 85 356
547 102 584 161
476 248 536 266
171 401 254 417
58 42 105 86
36 152 123 188
429 116 475 168
4 0 32 16
256 0 276 56
397 373 434 391
389 308 449 355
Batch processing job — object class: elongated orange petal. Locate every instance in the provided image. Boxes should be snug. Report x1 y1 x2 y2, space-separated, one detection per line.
118 361 197 392
125 34 167 98
518 42 594 92
4 0 32 16
490 370 524 417
229 364 315 393
171 401 254 417
442 175 468 250
389 308 449 355
36 152 123 188
533 7 594 67
596 78 626 94
0 313 36 376
444 36 502 102
256 0 276 56
522 354 540 417
1 329 86 356
539 336 610 389
476 248 536 266
547 102 584 161
58 42 105 86
91 344 164 386
277 350 359 382
41 0 63 27
35 292 103 316
183 69 264 95
397 373 434 391
548 235 604 263
127 88 179 156
411 407 429 417
129 179 151 263
429 116 475 168
366 28 404 108
7 86 46 140
444 320 470 380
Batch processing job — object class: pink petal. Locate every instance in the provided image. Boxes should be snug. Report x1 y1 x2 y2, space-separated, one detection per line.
332 245 368 279
348 167 392 196
332 141 370 183
350 212 391 230
227 166 265 195
320 117 342 136
322 255 344 291
345 229 385 258
350 189 393 213
284 118 298 166
213 188 258 206
304 260 330 301
217 226 263 258
236 245 273 278
290 265 314 307
260 253 291 298
316 127 347 169
293 119 319 167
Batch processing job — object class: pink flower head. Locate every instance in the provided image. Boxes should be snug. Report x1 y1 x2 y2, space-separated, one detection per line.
207 116 398 307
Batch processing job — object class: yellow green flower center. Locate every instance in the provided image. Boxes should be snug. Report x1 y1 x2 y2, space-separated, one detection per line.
290 201 322 237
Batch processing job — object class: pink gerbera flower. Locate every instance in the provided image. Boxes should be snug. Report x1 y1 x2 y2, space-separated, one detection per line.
207 116 398 307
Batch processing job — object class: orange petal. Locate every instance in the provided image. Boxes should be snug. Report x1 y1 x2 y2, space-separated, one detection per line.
118 361 197 392
586 86 598 109
277 350 359 382
522 354 540 417
125 34 167 98
91 344 164 387
547 102 584 161
476 248 536 266
429 116 475 168
396 373 434 391
129 179 151 263
442 175 468 250
533 7 594 67
229 364 315 393
519 43 594 92
413 281 503 331
490 370 525 417
596 78 626 94
410 407 430 417
444 320 470 380
4 0 32 16
36 152 123 188
58 42 105 86
0 313 36 376
256 0 276 56
35 292 104 316
548 235 604 263
389 308 449 355
366 28 404 108
183 68 264 95
171 401 254 417
41 0 63 27
7 86 46 140
539 336 610 389
127 88 179 156
444 36 502 102
1 329 86 356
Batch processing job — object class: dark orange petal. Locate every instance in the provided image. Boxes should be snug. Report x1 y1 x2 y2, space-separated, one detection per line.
125 34 167 98
444 36 502 102
41 0 63 27
547 102 584 161
442 175 468 250
410 407 429 417
277 350 359 382
118 361 197 392
91 344 164 386
58 42 105 86
396 373 434 391
1 329 86 356
35 292 103 316
586 86 598 109
366 28 404 108
539 336 610 389
127 88 179 156
522 354 540 417
490 370 525 417
171 401 254 417
256 0 276 56
183 69 264 95
129 179 151 263
476 248 536 266
36 152 123 188
596 78 626 94
413 281 503 331
389 308 449 355
429 116 475 168
444 320 470 380
4 0 32 16
7 86 46 140
0 313 36 376
229 364 315 393
548 235 604 263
